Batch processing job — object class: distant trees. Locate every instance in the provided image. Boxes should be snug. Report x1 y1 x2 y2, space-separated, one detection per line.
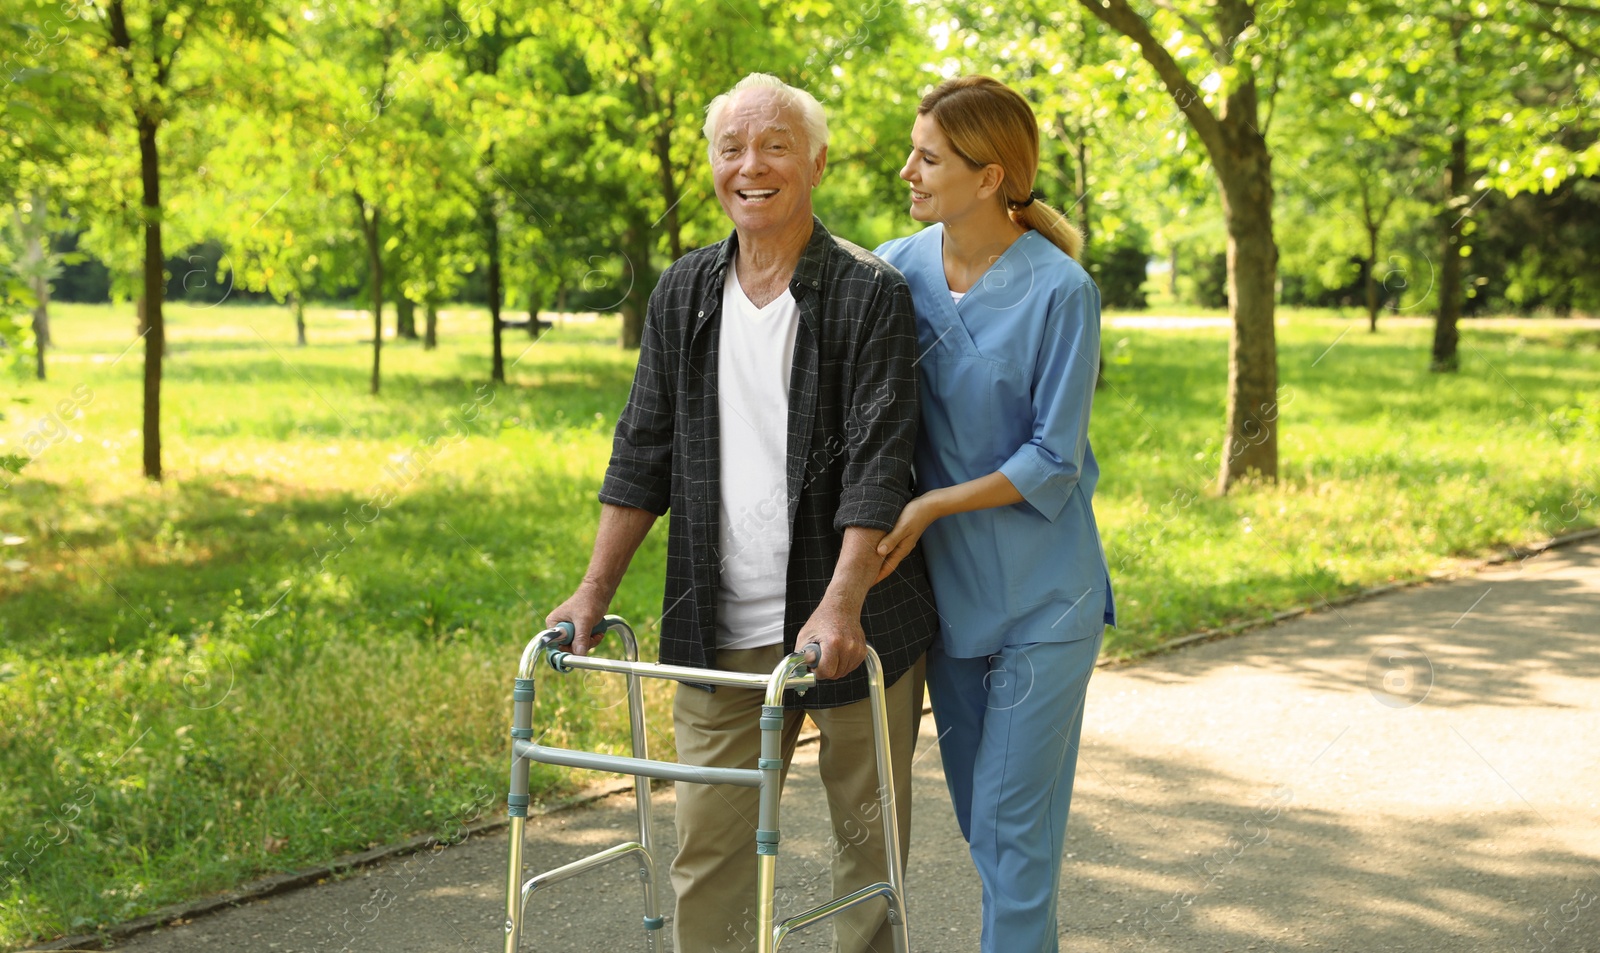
6 0 1598 486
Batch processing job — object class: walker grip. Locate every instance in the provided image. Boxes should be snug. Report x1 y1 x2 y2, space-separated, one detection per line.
801 643 823 671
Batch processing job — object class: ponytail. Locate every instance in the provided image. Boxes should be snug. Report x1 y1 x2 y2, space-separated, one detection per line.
1011 199 1084 260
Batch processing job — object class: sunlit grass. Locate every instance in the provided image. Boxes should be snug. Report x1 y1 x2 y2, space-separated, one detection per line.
0 301 1595 947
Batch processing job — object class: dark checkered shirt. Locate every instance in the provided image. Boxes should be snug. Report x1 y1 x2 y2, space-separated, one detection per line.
599 218 939 708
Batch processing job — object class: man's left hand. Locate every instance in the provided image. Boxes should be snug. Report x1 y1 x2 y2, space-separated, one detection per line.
796 601 868 680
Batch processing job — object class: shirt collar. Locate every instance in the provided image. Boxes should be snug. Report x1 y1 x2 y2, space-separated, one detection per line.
711 216 832 299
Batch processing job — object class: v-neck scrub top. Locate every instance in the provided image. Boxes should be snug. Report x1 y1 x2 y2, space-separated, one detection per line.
876 225 1116 657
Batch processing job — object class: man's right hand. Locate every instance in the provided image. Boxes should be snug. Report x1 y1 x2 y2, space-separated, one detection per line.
545 582 613 656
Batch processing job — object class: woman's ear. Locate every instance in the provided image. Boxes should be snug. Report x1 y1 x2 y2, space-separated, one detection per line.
977 163 1006 201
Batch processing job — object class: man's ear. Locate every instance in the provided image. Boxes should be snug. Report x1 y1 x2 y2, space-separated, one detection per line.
812 144 828 186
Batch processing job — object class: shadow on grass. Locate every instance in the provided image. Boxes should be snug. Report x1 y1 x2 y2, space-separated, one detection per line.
0 466 664 663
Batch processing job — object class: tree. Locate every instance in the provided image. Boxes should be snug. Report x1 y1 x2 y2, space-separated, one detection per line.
1075 0 1291 490
32 0 274 479
1334 0 1600 368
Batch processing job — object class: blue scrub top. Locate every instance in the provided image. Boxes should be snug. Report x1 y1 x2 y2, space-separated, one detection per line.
876 225 1116 657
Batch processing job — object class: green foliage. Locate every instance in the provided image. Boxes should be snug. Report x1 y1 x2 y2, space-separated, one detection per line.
1193 251 1229 309
1086 231 1151 310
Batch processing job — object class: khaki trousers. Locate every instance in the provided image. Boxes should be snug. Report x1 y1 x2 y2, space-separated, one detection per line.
670 646 925 953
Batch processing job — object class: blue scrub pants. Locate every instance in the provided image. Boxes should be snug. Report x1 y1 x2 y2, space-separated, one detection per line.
928 632 1103 953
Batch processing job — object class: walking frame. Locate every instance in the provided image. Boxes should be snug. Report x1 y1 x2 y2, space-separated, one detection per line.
503 615 910 953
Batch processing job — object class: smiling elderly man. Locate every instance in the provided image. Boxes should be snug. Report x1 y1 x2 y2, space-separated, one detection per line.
547 73 938 953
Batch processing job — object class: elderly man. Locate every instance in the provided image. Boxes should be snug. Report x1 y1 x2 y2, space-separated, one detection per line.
546 72 938 953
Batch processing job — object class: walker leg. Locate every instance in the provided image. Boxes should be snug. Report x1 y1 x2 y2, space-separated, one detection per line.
626 666 664 951
755 696 788 953
505 669 536 952
504 816 526 953
866 650 911 953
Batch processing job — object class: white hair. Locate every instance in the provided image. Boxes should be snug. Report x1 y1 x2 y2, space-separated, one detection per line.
702 73 829 162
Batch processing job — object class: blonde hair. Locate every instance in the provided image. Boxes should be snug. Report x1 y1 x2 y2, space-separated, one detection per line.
703 73 829 162
918 75 1084 260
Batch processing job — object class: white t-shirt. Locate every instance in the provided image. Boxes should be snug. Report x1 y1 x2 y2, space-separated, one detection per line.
950 288 966 304
715 266 802 650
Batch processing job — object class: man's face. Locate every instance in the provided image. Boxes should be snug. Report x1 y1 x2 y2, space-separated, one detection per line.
710 89 826 240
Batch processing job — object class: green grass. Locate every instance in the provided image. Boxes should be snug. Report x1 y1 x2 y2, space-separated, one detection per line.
1 301 1596 948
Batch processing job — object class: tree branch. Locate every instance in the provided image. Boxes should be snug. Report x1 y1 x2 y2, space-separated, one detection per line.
1525 19 1600 62
1075 0 1226 158
1150 0 1224 60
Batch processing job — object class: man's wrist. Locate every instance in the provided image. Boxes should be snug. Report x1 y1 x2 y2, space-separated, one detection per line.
577 576 619 603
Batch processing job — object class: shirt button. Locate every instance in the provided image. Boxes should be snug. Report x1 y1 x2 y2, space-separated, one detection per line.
697 310 704 317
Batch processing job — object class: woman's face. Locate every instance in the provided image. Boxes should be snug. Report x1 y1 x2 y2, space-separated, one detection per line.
898 113 1000 225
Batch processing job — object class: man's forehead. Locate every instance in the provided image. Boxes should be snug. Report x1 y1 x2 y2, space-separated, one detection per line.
718 91 800 138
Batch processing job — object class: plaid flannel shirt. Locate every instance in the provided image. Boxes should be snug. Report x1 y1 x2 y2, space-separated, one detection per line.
599 218 939 709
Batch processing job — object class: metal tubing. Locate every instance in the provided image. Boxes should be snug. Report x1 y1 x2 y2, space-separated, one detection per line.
755 853 778 953
754 653 815 953
520 841 653 911
862 648 911 953
549 652 818 692
615 617 664 953
503 816 526 953
516 741 764 787
773 882 900 948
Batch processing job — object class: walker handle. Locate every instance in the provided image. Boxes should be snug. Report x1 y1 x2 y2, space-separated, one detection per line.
551 619 617 646
801 643 823 671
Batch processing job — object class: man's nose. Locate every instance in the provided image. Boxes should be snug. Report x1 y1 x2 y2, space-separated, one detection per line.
740 146 768 177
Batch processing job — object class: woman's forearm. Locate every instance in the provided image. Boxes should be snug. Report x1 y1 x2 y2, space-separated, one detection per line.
923 471 1024 519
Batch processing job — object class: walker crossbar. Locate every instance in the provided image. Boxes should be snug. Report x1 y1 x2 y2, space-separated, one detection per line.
515 741 763 787
502 614 910 953
546 650 820 692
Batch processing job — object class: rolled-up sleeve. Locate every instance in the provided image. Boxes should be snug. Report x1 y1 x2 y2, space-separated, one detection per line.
998 280 1101 523
599 287 674 516
834 278 920 533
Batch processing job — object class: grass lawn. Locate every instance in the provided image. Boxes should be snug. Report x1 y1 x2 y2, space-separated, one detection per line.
1 301 1595 948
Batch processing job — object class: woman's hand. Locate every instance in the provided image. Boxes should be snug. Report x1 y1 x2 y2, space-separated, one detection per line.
875 493 944 583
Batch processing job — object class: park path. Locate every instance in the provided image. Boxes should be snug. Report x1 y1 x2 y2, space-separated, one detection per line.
88 541 1600 953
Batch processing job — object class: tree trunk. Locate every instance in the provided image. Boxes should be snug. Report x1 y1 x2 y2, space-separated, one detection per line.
1432 19 1467 373
1169 246 1179 298
424 298 438 350
1366 223 1381 333
1071 0 1279 492
292 292 307 346
1076 139 1107 390
28 271 48 383
527 286 542 337
1432 126 1467 372
618 221 651 350
354 194 383 395
486 195 504 383
1076 140 1091 250
15 199 50 380
1216 139 1280 489
138 114 165 481
396 295 418 340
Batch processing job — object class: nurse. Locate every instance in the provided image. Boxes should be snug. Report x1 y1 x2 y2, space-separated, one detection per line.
873 75 1116 953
